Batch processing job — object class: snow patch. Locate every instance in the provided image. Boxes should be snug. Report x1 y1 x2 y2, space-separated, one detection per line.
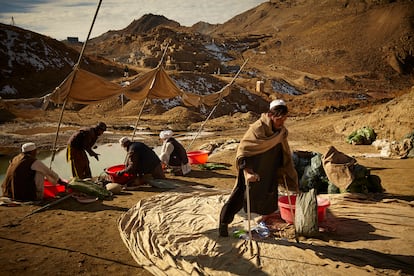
2 29 74 71
1 85 18 95
271 80 302 96
204 43 233 62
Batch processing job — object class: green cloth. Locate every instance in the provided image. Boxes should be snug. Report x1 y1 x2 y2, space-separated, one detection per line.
346 126 377 145
68 178 112 200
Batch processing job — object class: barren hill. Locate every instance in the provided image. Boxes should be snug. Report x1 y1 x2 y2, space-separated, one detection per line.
209 0 414 91
0 23 131 99
0 0 413 132
83 0 414 108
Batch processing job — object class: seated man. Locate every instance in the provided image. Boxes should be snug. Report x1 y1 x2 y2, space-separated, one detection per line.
117 137 165 186
2 142 62 201
159 130 191 176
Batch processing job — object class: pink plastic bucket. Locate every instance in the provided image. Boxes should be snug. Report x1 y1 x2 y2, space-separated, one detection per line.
278 195 330 224
43 180 66 199
187 150 209 164
105 164 134 184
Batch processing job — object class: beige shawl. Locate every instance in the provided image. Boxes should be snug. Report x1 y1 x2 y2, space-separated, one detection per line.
236 113 298 190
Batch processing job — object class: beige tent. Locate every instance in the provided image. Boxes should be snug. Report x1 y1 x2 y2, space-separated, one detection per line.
48 65 232 108
47 59 246 164
49 68 122 104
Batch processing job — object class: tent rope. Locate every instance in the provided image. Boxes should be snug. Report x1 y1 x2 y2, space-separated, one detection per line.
185 58 249 151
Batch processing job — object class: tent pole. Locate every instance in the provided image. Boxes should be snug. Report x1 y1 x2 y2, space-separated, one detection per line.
228 58 249 86
185 59 249 151
126 42 170 143
157 42 170 67
131 97 148 141
130 55 162 141
76 0 102 67
49 0 102 169
49 98 68 168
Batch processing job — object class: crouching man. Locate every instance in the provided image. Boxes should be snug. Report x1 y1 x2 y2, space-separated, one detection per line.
2 142 62 201
118 137 165 187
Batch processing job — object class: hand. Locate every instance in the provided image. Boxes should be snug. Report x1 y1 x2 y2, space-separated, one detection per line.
244 170 260 183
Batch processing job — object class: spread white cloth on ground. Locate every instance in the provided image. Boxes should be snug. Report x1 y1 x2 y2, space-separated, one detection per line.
118 188 414 275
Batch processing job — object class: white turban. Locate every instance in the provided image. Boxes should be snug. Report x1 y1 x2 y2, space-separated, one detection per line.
22 142 37 153
119 136 130 146
159 130 173 139
269 99 286 110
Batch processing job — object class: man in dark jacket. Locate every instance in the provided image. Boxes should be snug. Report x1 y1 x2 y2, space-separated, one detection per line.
118 137 165 186
66 122 106 179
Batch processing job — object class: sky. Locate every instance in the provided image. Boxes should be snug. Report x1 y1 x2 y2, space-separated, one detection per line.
0 0 265 41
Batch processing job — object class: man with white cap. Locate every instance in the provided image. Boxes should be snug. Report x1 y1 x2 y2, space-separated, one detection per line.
2 142 62 201
159 130 191 176
118 137 165 186
218 99 299 237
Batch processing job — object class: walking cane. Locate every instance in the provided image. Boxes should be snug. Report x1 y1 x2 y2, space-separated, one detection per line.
283 175 299 243
245 179 253 256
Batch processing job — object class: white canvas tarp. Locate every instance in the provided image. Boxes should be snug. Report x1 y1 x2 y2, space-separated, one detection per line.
118 188 414 275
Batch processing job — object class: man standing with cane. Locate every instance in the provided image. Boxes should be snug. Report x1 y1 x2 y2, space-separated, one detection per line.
219 99 298 237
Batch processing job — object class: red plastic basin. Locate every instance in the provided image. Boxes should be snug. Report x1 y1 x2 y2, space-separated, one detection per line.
43 180 66 199
105 164 134 184
187 150 209 165
278 195 330 224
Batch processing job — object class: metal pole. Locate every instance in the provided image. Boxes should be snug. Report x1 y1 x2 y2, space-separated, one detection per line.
131 97 148 141
24 193 73 218
76 0 102 67
246 180 253 256
49 0 102 169
49 98 68 168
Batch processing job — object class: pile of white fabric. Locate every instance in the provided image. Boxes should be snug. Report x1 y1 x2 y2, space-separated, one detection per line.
372 138 413 158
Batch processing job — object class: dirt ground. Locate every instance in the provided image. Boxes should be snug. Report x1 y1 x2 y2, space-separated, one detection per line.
1 0 413 274
0 102 413 275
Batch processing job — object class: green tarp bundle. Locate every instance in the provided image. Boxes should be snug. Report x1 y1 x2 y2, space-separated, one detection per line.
346 126 377 145
294 148 384 194
293 151 331 194
68 178 113 200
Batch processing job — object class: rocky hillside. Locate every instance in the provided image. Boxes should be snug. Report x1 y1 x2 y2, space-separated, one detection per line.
83 0 414 111
0 23 132 99
210 0 414 91
1 0 413 117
